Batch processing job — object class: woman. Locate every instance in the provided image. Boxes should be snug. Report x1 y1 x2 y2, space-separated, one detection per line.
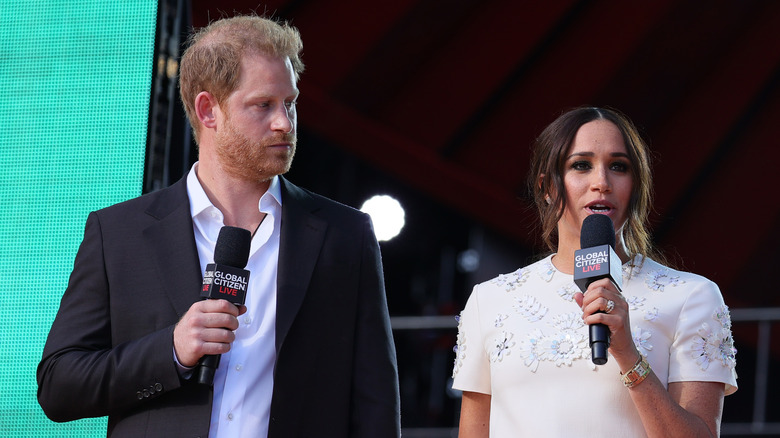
452 107 737 437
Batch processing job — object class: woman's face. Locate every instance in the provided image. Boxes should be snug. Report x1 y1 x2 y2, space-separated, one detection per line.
557 119 633 249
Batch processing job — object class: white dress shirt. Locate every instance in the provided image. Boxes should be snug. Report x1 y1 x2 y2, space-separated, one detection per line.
187 163 281 438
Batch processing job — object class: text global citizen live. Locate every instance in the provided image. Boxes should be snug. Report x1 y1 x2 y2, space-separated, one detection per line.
201 264 249 304
575 250 609 271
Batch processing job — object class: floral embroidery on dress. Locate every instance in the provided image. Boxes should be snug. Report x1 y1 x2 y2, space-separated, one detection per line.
518 329 545 372
622 254 644 281
645 268 685 291
492 268 530 292
691 306 737 370
513 295 548 322
557 283 579 302
494 313 509 328
452 313 467 377
549 311 585 331
542 330 589 367
516 313 592 371
490 331 515 363
643 307 659 321
626 295 646 310
537 258 556 282
544 312 590 367
632 326 653 355
714 304 733 330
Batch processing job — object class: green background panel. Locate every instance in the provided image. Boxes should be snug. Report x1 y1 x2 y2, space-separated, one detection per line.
0 1 157 436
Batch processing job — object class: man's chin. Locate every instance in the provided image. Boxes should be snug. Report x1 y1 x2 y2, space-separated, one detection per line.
241 160 294 182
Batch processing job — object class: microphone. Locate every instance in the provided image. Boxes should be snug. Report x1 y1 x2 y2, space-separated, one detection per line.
196 226 252 385
573 214 623 365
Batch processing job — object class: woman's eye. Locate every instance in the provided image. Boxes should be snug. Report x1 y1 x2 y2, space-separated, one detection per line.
285 101 297 109
571 161 591 171
610 162 629 172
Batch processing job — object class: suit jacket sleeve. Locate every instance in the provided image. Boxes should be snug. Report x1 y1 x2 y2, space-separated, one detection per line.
349 217 401 437
36 210 188 423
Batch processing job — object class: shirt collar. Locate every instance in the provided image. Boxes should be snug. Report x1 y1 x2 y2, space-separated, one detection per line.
186 162 283 220
260 174 283 213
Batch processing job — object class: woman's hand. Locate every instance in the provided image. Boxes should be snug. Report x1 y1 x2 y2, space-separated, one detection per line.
573 277 640 370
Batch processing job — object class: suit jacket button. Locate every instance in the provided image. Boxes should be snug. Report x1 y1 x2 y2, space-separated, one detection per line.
154 383 163 392
142 389 150 398
136 391 143 400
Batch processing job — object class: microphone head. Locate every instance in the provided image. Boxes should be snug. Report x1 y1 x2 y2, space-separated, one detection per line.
580 214 616 249
214 226 252 268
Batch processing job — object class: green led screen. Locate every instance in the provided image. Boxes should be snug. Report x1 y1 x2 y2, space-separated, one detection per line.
0 1 157 436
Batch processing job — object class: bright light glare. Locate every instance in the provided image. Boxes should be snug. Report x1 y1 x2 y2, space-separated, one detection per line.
360 195 405 241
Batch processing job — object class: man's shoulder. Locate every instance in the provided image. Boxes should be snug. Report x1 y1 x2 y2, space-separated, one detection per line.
281 178 365 220
94 177 188 221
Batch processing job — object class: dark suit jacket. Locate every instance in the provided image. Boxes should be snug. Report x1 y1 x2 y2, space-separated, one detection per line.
37 176 401 437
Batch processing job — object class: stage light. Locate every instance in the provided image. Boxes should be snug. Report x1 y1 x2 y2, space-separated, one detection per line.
360 195 405 241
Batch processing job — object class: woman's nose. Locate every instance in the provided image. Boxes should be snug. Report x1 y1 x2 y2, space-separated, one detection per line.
590 168 611 192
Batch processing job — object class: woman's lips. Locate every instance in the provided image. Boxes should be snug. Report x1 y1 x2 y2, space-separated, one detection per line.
586 201 615 214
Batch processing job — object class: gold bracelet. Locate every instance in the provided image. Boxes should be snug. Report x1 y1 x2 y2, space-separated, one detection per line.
620 356 651 388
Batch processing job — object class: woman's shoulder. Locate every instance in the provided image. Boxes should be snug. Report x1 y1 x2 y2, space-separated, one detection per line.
474 255 555 289
628 255 723 305
636 256 718 288
466 256 565 309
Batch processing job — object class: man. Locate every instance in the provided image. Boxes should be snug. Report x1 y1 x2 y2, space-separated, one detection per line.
37 15 401 437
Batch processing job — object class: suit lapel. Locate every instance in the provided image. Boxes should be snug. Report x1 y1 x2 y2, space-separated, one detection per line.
142 178 203 317
276 177 327 352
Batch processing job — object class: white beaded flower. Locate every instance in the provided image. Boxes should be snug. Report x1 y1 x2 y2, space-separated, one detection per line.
645 268 685 291
513 295 548 322
622 255 644 281
549 312 585 331
557 284 579 302
452 313 467 377
632 326 654 355
714 304 733 330
515 314 591 371
492 268 530 292
490 331 515 363
691 319 737 371
544 312 589 367
541 331 589 367
537 259 556 282
626 295 646 310
643 307 659 322
518 329 545 372
494 313 508 328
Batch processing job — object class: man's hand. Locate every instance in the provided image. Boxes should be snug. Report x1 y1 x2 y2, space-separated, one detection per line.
173 299 247 367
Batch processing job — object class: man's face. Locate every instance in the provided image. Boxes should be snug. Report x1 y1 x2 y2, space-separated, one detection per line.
213 52 299 182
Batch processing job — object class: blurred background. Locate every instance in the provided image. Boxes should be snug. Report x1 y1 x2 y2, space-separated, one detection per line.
174 1 780 435
2 0 779 436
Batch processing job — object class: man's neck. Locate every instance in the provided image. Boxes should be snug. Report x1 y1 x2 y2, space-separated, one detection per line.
196 162 270 232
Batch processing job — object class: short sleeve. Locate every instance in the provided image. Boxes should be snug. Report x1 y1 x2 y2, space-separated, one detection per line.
668 279 738 395
452 284 492 394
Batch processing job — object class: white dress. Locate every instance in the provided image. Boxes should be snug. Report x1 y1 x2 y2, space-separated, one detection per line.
452 255 738 437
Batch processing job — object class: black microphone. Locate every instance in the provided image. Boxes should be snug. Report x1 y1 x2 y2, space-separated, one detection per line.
196 226 252 385
573 214 623 365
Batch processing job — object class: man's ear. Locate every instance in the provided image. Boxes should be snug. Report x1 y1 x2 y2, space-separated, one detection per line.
194 91 219 130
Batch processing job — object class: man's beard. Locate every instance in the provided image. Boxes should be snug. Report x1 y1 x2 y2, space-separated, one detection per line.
213 118 297 183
